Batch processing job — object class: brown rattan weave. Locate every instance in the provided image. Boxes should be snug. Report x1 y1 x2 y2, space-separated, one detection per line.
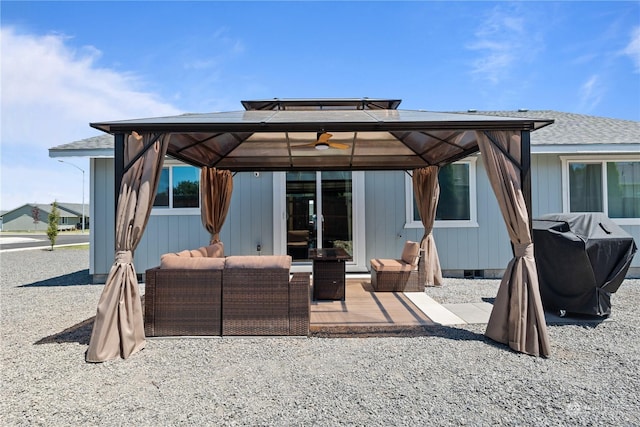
222 267 310 336
313 260 346 300
289 272 311 335
145 261 310 337
144 267 223 336
371 251 425 292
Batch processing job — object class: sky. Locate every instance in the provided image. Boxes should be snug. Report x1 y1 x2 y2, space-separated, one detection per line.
1 1 639 212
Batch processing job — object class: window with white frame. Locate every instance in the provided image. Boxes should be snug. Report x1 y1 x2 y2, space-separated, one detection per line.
406 158 478 228
153 165 200 210
564 158 640 223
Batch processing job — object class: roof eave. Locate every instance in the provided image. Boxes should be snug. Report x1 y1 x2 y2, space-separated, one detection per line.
49 148 113 158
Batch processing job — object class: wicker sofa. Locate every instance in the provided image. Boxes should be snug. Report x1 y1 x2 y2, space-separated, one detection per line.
370 241 425 292
222 255 310 336
144 247 310 337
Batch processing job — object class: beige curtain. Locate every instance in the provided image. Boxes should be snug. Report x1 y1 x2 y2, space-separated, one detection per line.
86 132 169 362
476 130 550 357
200 168 233 244
412 166 443 287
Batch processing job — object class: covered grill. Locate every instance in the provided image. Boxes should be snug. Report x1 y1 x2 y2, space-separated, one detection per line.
532 213 637 316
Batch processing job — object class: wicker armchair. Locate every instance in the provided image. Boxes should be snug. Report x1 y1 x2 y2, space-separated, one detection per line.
370 241 425 292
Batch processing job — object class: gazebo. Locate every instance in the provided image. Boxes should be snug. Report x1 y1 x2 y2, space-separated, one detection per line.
86 98 554 362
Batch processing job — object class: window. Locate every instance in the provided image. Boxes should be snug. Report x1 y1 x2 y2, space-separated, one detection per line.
153 165 200 211
564 158 639 223
406 158 478 228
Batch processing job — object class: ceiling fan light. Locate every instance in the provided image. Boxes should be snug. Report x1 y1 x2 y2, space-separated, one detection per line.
315 142 330 150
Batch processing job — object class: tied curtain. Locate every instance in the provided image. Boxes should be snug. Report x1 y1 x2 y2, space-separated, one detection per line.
476 130 551 357
200 168 233 244
86 132 169 362
412 166 443 287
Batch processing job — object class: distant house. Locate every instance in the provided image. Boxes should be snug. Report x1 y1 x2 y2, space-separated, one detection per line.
49 106 639 283
0 203 89 232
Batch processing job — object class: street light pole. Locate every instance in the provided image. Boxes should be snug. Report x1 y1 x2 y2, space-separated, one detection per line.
58 160 85 233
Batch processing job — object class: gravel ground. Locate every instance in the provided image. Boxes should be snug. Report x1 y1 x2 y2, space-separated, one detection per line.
1 247 639 426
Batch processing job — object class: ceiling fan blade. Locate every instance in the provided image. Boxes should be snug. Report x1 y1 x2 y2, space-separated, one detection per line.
329 142 350 150
317 132 333 143
293 132 348 150
292 142 318 149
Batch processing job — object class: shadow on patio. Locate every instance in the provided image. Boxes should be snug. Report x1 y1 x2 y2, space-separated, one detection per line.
310 279 439 337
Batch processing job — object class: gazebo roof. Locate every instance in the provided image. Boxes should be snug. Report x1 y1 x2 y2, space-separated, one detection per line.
90 98 553 171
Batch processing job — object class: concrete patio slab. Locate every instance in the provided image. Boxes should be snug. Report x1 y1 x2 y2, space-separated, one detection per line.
403 292 466 325
443 302 493 324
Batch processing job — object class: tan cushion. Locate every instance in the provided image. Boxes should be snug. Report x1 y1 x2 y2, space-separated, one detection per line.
371 258 416 272
225 255 291 269
175 250 191 257
160 253 173 264
160 256 225 270
401 241 420 266
190 248 206 257
204 242 224 258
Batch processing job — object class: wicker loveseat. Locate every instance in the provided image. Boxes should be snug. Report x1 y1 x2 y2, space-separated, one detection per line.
370 241 425 292
144 247 310 337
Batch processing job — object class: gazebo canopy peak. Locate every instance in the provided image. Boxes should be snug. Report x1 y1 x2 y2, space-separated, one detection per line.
240 97 403 111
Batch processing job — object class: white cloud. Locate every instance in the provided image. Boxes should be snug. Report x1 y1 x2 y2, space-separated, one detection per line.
621 26 640 73
0 27 182 211
579 75 604 112
466 6 540 84
0 27 181 149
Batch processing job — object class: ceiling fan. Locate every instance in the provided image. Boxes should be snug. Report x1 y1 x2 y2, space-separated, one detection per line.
294 132 350 150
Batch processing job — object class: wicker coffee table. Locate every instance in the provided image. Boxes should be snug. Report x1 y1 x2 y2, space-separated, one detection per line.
309 247 351 300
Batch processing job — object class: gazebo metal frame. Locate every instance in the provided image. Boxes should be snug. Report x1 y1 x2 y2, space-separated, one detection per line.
85 98 554 362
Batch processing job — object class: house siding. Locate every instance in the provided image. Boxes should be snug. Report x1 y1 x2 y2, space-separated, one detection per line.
135 171 275 276
532 154 563 216
222 172 275 256
1 206 49 232
0 204 83 232
434 160 512 272
365 171 418 262
89 153 639 283
91 158 115 279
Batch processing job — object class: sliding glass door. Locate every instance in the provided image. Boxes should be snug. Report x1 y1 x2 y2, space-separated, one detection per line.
285 171 353 260
274 171 365 271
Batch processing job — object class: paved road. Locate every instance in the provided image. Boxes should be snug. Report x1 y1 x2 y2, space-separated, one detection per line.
0 233 90 251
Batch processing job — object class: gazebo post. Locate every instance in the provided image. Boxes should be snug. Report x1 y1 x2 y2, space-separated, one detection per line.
114 132 125 223
520 130 532 231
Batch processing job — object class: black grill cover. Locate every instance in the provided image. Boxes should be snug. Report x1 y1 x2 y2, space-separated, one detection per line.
532 213 637 316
